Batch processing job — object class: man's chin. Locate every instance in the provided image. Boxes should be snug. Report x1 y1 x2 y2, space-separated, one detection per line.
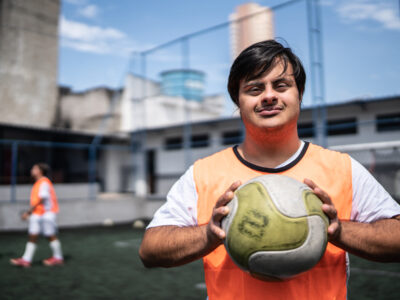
242 116 296 133
256 120 286 131
251 123 286 134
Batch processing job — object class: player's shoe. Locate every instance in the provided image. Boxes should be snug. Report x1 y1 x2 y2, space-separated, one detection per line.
43 257 64 266
10 258 31 268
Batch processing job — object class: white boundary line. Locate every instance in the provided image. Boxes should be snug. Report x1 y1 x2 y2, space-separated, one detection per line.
351 267 400 278
330 140 400 152
114 238 142 248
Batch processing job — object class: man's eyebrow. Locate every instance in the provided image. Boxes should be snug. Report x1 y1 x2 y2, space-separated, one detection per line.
274 75 295 82
242 80 263 87
243 75 294 86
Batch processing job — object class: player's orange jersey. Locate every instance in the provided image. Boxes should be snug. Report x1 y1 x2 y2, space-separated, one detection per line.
194 143 352 300
30 177 59 215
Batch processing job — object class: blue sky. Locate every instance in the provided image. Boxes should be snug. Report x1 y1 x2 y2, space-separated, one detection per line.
59 0 400 114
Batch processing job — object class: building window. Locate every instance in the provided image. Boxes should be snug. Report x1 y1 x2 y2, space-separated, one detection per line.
376 113 400 132
222 130 243 145
191 134 209 148
327 118 358 136
165 137 182 150
131 140 142 152
298 122 315 138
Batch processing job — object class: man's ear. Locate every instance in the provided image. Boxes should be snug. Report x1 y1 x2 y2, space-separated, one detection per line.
236 99 240 109
299 93 303 106
236 106 242 119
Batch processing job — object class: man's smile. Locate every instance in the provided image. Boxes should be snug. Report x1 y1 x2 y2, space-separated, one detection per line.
254 105 284 117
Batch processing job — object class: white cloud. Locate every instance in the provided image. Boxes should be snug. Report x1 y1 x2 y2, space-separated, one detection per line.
59 16 134 56
336 0 400 31
60 16 125 42
78 4 99 19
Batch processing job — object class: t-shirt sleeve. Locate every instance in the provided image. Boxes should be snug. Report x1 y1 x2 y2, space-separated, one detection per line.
38 182 50 200
351 157 400 223
147 165 198 229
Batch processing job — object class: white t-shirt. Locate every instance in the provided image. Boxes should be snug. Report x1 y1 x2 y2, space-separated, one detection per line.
148 142 400 228
38 182 52 212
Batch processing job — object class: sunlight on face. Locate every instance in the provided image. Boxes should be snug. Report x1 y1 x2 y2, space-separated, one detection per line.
238 59 301 134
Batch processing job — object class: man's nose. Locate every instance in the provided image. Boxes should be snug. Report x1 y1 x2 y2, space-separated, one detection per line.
261 86 277 105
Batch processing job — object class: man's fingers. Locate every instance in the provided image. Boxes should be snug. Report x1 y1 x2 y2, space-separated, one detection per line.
206 181 241 243
304 178 342 241
207 206 228 241
304 178 332 205
230 180 242 190
213 206 230 222
315 188 332 205
322 203 341 239
210 224 226 239
328 222 339 235
322 204 338 220
304 178 316 189
216 191 234 208
216 180 241 207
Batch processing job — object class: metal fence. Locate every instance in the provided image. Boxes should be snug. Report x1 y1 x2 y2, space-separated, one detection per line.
1 0 399 204
0 139 131 202
123 0 328 195
332 141 400 202
1 125 400 203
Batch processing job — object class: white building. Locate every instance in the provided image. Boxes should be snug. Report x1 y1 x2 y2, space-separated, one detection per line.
126 96 400 199
119 72 225 132
57 72 225 134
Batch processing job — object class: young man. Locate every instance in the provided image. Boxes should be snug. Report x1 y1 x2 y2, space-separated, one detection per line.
10 163 64 267
139 40 400 299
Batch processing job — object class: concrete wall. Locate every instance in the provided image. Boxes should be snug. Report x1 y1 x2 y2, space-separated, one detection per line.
99 148 133 193
0 196 165 231
0 183 100 202
58 87 121 134
0 0 59 127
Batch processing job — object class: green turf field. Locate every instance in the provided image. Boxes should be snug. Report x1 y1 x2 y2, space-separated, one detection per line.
0 225 399 300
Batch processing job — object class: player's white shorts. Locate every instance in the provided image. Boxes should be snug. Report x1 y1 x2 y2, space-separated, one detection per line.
28 212 58 236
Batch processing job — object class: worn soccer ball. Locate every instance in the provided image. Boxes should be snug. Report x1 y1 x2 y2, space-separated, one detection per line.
221 174 329 281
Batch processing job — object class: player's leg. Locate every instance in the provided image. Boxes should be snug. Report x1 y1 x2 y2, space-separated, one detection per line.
42 212 64 266
10 214 41 267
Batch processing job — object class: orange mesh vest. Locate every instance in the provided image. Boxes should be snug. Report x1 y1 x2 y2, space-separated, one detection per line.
30 177 59 215
194 143 352 300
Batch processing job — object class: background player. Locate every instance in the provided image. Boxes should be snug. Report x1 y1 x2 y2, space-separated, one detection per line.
10 163 64 267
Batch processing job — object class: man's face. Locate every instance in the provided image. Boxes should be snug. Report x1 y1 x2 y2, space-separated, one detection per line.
31 165 42 179
238 59 301 134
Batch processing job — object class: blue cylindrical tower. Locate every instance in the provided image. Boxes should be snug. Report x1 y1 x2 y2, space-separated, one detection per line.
161 69 205 102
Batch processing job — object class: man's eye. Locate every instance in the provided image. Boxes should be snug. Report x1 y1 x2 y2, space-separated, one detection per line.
276 83 289 88
248 87 261 93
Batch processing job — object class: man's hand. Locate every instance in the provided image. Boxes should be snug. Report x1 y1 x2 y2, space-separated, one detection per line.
139 180 242 268
206 181 242 245
21 211 30 221
304 179 400 262
304 178 341 241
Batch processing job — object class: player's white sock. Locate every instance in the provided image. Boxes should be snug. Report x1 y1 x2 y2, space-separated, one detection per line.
50 239 63 260
22 242 37 262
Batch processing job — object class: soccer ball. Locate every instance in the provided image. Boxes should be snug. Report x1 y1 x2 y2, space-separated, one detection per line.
221 174 329 281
